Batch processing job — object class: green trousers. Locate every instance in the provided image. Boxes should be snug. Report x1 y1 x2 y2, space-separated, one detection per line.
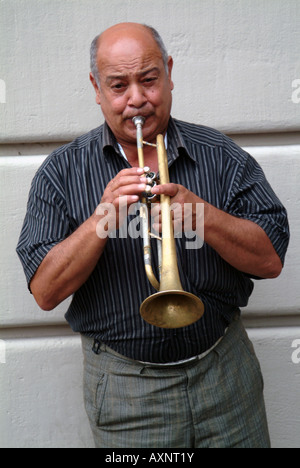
81 315 271 448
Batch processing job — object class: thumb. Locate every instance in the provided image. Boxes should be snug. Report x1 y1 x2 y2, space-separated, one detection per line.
151 183 179 197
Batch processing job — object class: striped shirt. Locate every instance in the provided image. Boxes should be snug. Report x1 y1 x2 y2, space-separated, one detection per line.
16 118 290 363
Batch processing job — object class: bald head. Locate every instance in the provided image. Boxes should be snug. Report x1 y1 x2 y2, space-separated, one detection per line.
90 23 169 86
99 23 152 45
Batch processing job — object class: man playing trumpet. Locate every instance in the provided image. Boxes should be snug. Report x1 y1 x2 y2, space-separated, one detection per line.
17 22 289 448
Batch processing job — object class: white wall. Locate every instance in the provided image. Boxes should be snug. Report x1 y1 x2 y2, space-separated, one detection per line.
1 0 300 448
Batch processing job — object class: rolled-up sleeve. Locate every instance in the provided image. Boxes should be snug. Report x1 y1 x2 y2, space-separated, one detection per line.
16 167 70 289
223 144 290 266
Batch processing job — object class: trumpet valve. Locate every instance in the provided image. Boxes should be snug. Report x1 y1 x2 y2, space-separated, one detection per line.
143 171 158 200
144 185 152 195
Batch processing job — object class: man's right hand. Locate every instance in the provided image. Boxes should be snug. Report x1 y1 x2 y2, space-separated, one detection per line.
93 167 148 237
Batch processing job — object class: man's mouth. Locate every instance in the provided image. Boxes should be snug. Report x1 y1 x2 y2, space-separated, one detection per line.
125 113 154 123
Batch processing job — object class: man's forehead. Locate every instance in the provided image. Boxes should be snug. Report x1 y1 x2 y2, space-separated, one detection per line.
98 42 163 78
105 66 161 83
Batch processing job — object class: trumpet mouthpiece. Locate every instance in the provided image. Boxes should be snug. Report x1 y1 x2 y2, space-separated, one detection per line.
132 116 145 128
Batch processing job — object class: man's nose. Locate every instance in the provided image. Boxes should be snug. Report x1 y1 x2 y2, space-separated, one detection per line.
127 84 147 108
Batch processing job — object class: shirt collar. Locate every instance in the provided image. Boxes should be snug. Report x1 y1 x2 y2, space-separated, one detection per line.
166 116 195 164
102 117 195 164
102 122 121 154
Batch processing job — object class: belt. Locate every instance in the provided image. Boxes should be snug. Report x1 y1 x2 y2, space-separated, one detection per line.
92 331 226 368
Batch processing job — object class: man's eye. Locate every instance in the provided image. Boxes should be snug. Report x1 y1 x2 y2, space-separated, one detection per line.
143 77 157 84
112 83 125 90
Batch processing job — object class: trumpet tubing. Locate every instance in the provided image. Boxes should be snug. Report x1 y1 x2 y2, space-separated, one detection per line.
132 117 205 329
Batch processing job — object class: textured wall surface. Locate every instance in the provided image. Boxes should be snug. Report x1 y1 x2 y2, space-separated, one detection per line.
1 0 300 142
1 0 300 448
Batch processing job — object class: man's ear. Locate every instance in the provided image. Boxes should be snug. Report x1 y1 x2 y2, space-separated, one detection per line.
89 72 101 105
167 56 174 91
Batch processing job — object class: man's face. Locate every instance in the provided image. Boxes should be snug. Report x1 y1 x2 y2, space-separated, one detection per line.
90 26 174 146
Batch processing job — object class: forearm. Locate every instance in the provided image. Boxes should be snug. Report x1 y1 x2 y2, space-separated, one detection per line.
152 183 282 278
30 213 108 310
203 201 283 278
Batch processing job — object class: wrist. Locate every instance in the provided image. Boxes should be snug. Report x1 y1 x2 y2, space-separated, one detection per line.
90 208 112 242
191 201 205 238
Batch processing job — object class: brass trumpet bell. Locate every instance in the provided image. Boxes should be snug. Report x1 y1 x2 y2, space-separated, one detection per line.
141 290 204 329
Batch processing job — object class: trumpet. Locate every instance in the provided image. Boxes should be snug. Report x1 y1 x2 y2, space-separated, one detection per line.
132 116 204 329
